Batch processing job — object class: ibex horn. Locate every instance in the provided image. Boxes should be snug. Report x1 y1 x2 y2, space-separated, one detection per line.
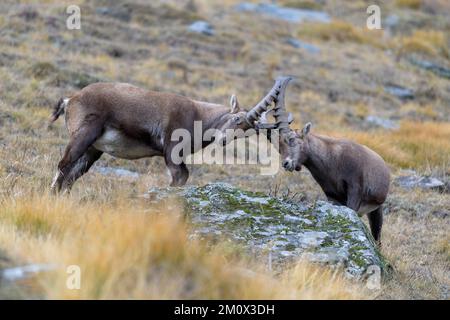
271 77 293 135
246 76 293 126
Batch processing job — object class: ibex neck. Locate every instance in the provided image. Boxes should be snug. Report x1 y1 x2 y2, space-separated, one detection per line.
303 134 331 177
194 100 230 130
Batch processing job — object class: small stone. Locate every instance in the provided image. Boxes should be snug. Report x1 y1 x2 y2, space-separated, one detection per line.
384 14 399 31
409 58 450 80
94 166 140 179
1 264 56 282
395 172 445 191
96 7 110 15
95 6 131 22
384 84 415 101
285 38 320 54
236 3 330 24
432 210 449 219
16 6 39 21
365 115 399 130
188 21 214 36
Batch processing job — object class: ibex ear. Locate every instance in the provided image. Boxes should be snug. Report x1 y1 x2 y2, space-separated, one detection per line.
287 112 294 124
230 94 240 114
301 122 312 138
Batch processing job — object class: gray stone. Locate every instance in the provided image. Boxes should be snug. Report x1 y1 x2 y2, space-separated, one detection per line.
1 264 56 282
236 3 330 24
365 115 399 130
409 58 450 79
286 38 320 54
94 166 140 179
145 183 388 278
95 6 131 22
384 14 399 32
384 84 415 101
395 174 445 191
96 7 110 15
432 210 449 219
188 21 214 36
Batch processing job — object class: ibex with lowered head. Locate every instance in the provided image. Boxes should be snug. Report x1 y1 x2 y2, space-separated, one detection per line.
50 78 292 192
257 78 390 244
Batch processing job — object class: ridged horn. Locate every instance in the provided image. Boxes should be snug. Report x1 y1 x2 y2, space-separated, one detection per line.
271 76 293 135
246 76 293 126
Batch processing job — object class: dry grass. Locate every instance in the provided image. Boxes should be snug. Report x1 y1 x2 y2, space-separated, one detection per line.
435 236 450 263
0 195 363 299
0 0 449 300
398 30 449 59
380 192 450 299
297 20 384 47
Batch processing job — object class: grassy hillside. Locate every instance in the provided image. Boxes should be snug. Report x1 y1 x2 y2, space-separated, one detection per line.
0 0 449 299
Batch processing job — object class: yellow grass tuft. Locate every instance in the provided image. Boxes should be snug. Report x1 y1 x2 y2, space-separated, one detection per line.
435 235 450 263
297 21 384 47
0 195 364 299
398 30 449 58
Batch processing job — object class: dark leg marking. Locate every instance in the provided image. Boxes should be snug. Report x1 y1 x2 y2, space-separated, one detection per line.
60 147 103 191
368 206 383 245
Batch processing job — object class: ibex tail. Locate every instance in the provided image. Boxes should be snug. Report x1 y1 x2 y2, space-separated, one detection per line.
49 97 69 124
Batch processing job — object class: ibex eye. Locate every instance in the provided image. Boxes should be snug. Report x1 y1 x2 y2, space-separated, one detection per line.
233 116 242 124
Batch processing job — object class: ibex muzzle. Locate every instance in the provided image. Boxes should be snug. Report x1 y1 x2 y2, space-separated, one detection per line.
259 78 391 244
50 78 291 191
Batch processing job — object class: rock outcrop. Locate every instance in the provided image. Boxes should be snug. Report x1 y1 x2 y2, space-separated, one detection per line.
146 183 388 278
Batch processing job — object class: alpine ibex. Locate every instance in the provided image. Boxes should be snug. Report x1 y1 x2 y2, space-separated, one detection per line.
257 79 390 243
49 77 292 192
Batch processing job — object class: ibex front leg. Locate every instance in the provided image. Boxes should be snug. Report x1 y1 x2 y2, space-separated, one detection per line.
164 145 189 187
165 160 189 187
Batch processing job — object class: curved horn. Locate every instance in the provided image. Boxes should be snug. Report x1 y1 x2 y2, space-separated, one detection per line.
256 110 277 130
271 77 293 135
246 76 293 126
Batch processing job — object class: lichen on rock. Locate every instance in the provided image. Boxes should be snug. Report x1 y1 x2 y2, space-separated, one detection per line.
146 183 388 278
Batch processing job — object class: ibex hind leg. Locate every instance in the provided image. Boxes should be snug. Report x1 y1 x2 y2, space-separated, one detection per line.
60 147 103 191
51 122 103 193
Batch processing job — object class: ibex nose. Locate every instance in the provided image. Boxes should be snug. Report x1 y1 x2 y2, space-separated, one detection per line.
282 160 290 169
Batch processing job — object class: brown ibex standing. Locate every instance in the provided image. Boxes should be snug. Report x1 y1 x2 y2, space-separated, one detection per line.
257 79 390 244
50 78 292 192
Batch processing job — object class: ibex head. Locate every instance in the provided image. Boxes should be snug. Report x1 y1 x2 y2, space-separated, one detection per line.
252 76 310 172
217 76 294 145
215 94 251 145
279 122 311 172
